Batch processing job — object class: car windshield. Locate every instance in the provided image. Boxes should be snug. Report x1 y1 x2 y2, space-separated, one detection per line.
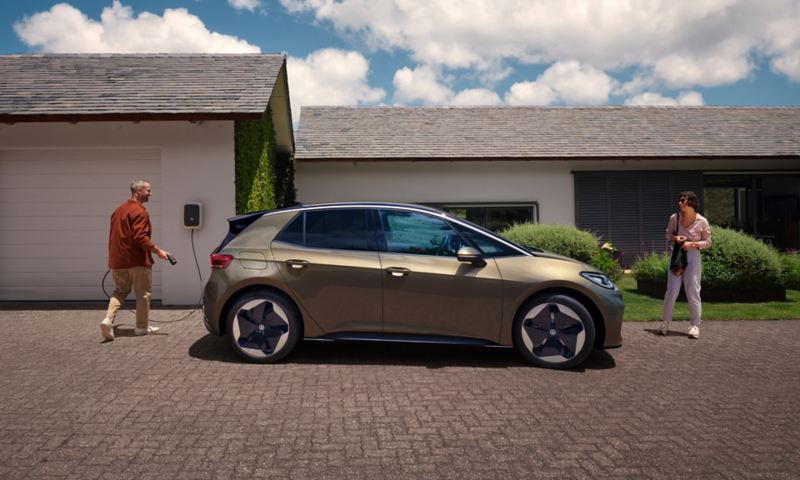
443 214 539 254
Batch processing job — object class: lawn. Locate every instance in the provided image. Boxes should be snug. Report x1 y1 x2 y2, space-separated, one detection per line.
618 274 800 321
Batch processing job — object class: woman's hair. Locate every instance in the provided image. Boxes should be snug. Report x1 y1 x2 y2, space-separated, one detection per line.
679 191 699 210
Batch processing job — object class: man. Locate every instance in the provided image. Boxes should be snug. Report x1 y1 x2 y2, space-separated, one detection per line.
100 180 170 340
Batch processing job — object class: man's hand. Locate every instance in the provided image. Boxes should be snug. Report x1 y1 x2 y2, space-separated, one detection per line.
155 248 169 261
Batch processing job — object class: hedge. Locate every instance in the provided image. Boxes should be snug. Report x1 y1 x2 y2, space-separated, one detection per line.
234 110 295 214
632 227 785 291
782 252 800 290
500 223 622 280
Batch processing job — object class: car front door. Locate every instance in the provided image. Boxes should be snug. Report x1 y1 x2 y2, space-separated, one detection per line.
271 208 383 333
377 209 503 342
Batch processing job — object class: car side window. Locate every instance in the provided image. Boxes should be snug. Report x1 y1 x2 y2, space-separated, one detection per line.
274 212 304 246
304 209 371 251
452 223 522 258
379 210 466 257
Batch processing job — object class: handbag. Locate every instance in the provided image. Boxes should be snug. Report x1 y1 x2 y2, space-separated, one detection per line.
669 213 688 276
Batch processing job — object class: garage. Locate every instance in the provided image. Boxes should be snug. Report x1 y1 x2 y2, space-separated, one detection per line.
0 148 162 300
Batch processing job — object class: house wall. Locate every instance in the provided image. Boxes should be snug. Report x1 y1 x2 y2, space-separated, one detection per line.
0 121 235 305
295 158 800 225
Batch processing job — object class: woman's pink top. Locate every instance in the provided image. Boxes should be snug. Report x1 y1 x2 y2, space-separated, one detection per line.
665 213 712 249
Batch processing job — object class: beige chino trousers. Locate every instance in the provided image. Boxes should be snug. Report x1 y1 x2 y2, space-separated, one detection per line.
106 266 152 329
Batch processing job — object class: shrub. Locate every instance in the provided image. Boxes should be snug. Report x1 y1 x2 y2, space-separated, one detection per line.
632 227 785 290
782 252 800 290
500 223 622 280
631 251 669 283
590 249 624 281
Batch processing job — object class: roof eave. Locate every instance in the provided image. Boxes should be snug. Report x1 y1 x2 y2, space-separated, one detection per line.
0 112 265 123
294 154 800 162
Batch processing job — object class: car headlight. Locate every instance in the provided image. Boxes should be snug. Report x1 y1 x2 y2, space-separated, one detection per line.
581 271 617 290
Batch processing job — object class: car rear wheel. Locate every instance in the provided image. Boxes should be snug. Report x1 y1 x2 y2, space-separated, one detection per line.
226 290 301 363
513 294 596 369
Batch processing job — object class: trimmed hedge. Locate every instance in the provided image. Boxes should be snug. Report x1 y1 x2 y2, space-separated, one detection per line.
500 223 622 280
782 252 800 290
632 227 785 291
234 110 296 214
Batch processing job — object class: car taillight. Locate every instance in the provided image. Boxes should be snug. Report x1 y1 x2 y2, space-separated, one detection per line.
210 253 234 269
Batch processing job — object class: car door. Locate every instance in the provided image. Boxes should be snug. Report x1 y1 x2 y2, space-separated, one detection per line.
377 208 503 342
271 208 383 333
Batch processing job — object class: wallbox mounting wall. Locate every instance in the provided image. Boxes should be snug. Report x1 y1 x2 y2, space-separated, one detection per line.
184 203 203 229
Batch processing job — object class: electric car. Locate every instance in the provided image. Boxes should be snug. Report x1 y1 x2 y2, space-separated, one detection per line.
202 203 624 369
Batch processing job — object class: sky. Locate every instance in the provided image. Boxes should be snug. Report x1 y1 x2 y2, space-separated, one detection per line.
1 0 799 125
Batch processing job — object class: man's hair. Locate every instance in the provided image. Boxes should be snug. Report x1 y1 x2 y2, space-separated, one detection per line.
130 179 149 194
679 191 699 210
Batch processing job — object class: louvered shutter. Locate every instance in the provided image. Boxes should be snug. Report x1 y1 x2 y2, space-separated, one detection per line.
574 171 704 267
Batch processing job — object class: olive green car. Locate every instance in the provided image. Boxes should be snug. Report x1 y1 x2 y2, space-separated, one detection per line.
203 203 623 369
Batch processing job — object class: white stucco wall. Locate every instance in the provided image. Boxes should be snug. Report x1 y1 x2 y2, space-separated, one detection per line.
296 158 800 225
0 121 235 305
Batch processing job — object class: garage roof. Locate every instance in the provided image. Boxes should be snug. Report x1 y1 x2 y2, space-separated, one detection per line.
295 106 800 160
1 53 293 153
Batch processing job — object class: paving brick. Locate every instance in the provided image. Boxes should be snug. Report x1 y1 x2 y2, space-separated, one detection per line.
0 309 799 478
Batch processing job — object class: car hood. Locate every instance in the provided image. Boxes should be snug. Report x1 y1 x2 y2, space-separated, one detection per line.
530 250 594 270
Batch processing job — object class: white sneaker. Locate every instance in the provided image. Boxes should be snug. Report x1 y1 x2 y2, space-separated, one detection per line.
100 318 114 341
134 325 160 336
657 322 669 335
688 326 700 339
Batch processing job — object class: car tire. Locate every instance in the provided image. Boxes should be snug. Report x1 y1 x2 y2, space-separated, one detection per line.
512 294 596 369
226 290 301 363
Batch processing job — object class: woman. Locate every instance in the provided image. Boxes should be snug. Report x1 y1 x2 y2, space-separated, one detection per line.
658 191 712 338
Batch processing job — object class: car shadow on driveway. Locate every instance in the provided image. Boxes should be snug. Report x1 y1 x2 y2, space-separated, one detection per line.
188 334 616 371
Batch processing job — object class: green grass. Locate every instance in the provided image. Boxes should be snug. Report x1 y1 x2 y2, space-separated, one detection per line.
619 274 800 321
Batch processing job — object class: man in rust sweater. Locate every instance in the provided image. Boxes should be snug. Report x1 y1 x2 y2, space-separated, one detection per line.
100 180 169 340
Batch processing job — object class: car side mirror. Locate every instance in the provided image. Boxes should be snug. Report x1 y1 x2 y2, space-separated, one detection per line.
457 246 486 267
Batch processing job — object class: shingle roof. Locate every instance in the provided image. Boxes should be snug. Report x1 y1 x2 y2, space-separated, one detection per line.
0 54 286 120
296 106 800 160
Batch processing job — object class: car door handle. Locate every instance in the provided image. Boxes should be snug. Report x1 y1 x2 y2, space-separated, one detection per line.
285 259 309 269
385 267 410 277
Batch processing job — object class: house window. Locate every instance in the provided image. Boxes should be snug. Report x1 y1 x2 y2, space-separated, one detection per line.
433 203 539 232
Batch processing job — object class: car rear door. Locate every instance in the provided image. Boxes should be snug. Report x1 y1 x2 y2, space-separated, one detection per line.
271 208 383 333
376 208 503 342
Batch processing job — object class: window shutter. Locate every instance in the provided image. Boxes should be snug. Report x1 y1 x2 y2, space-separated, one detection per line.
574 171 704 266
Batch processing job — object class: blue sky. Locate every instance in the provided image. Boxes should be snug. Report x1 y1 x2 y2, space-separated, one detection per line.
2 0 799 124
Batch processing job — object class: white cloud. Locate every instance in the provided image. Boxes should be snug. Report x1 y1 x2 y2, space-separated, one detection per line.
392 65 501 105
289 49 385 124
281 0 800 87
228 0 261 13
765 13 800 81
505 81 556 106
450 88 502 106
14 1 260 53
505 61 615 105
393 65 453 104
624 91 705 106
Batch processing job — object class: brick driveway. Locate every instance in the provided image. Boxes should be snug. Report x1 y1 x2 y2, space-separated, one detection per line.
0 308 798 479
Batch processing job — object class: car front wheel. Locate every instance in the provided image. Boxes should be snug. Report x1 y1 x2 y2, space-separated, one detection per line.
226 290 301 363
513 294 596 369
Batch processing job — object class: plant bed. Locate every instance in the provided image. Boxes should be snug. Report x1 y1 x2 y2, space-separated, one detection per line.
636 279 786 302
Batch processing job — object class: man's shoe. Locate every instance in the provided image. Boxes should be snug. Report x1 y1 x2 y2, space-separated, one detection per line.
134 325 160 336
688 326 700 339
100 319 114 341
657 322 669 335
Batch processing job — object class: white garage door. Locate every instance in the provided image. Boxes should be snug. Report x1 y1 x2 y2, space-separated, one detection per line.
0 148 162 301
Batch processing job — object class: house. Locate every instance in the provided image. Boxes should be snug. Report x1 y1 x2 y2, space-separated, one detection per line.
0 54 293 303
294 106 800 265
